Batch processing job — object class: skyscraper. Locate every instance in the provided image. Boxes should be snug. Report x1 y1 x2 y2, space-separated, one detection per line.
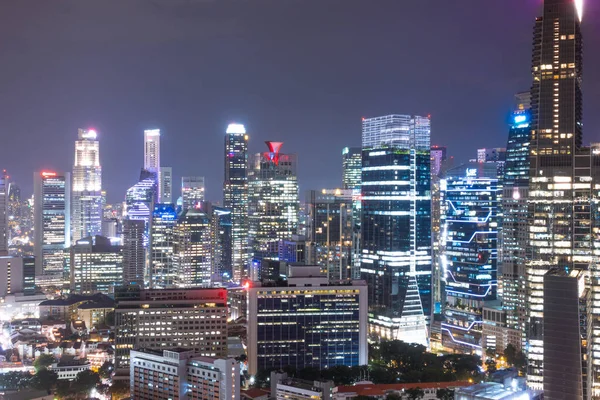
248 141 299 266
430 146 447 177
0 171 7 256
122 219 145 286
342 147 361 190
223 123 249 283
360 114 431 346
34 171 71 277
440 162 500 353
143 129 160 173
149 203 177 288
526 0 586 388
125 169 158 247
71 128 102 242
500 92 531 351
159 166 173 204
70 235 123 295
181 176 205 211
173 206 213 287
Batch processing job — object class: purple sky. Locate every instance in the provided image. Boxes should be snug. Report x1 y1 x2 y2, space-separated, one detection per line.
1 0 600 203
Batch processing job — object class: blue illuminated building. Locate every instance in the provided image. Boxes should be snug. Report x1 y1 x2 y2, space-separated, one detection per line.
125 169 158 247
360 114 432 346
149 203 178 288
441 162 499 353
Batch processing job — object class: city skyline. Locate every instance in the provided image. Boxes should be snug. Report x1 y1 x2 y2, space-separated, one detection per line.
3 1 600 204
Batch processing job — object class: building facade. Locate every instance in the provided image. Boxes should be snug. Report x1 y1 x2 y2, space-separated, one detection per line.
149 203 178 288
223 123 249 283
71 128 102 242
0 172 7 256
181 176 205 211
173 207 213 287
70 235 123 295
360 114 432 346
159 166 173 204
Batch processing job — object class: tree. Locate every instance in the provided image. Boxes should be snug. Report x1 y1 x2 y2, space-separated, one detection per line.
386 393 402 400
109 380 130 400
72 370 100 395
98 361 114 379
485 347 496 359
30 368 58 392
33 354 55 372
406 387 425 400
485 358 497 374
55 380 72 399
504 344 517 366
436 388 455 400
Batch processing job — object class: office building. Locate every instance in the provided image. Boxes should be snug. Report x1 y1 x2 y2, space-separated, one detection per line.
542 268 587 399
33 171 71 277
477 148 506 163
6 180 22 246
440 162 500 353
223 123 249 283
149 203 177 288
114 287 228 374
143 129 160 173
455 382 542 400
210 205 232 280
159 166 173 204
0 256 35 297
525 0 587 388
70 235 123 295
271 372 334 400
499 93 531 351
248 141 299 261
342 147 361 190
122 219 145 286
71 128 102 242
125 169 158 247
247 265 368 376
173 206 213 287
430 145 447 177
130 348 239 400
360 114 431 346
305 189 353 280
0 171 7 256
181 176 205 211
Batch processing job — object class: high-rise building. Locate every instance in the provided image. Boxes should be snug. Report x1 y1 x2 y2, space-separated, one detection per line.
342 147 361 190
477 148 506 163
430 146 447 177
6 180 21 248
159 166 173 204
143 129 160 173
70 235 123 295
173 206 213 287
71 128 102 242
360 114 431 346
125 169 158 246
130 349 239 400
122 219 145 286
440 162 500 353
223 123 249 283
248 141 299 264
499 93 531 351
181 176 205 211
33 171 71 277
525 0 586 388
305 189 353 280
114 287 228 374
246 266 368 376
0 171 8 256
209 205 232 280
149 203 177 288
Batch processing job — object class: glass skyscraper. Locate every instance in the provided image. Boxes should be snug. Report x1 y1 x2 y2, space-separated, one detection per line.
173 207 213 287
440 163 500 353
360 114 431 346
342 147 362 279
223 123 249 283
71 128 102 242
149 203 177 288
181 176 205 211
33 171 71 278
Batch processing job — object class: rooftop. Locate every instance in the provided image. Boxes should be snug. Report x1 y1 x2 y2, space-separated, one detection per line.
335 381 472 397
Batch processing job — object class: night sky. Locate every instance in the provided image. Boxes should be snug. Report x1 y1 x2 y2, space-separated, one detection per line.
2 0 600 203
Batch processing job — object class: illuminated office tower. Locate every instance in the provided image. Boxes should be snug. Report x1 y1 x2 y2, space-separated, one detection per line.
305 189 353 280
33 171 71 277
173 206 213 287
248 141 299 262
430 145 447 314
499 92 531 351
525 0 586 388
342 147 362 279
125 169 158 246
70 235 123 295
0 171 7 256
149 203 177 288
209 205 232 280
440 163 500 353
6 181 21 247
122 219 145 286
159 166 172 204
143 129 160 173
182 176 205 210
71 128 102 242
342 147 361 190
360 114 431 346
430 146 447 177
223 123 249 282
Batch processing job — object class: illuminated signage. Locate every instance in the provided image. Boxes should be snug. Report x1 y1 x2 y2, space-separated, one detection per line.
466 168 477 177
41 171 57 177
81 129 97 139
514 115 527 124
226 123 246 134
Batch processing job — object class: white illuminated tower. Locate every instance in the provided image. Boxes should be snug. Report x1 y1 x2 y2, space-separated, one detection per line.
144 129 160 173
71 128 102 242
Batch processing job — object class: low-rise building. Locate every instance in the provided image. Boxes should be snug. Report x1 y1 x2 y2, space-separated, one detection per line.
455 382 542 400
39 293 114 322
130 348 239 400
333 381 471 400
51 356 90 380
271 372 333 400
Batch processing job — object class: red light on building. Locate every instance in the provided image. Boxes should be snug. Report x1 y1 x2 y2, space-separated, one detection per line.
243 281 250 290
41 171 57 177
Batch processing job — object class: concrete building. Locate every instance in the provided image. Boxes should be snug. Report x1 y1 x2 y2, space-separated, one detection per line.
130 348 239 400
0 256 35 297
455 382 541 400
247 265 368 376
70 236 123 295
271 372 334 400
